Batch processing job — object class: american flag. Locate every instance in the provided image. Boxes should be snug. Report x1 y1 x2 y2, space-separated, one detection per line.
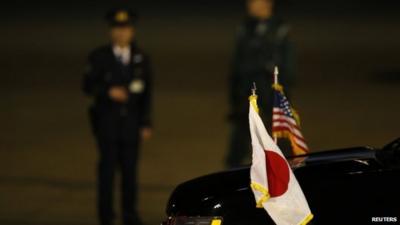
272 85 309 155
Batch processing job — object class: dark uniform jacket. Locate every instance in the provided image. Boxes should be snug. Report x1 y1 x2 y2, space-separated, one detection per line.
229 16 294 120
83 44 152 141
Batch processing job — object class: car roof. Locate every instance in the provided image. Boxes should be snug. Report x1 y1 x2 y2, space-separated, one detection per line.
289 146 377 166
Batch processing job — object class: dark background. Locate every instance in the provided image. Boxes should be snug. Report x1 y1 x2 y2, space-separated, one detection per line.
0 0 399 224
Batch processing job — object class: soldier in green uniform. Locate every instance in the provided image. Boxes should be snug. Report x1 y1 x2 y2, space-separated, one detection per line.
226 0 294 167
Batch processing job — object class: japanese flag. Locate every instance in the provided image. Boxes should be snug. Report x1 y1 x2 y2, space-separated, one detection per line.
249 95 313 225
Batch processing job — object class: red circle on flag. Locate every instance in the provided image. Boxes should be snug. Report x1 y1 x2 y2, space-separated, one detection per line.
264 150 290 197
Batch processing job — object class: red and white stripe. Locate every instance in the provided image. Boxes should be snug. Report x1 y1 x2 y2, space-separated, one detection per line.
272 108 309 153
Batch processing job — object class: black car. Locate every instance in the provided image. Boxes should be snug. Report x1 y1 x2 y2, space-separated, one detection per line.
162 138 400 225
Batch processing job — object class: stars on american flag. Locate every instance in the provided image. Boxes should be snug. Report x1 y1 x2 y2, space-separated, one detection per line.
278 93 294 117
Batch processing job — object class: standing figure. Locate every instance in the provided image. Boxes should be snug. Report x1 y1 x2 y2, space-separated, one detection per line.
227 0 294 168
83 8 153 225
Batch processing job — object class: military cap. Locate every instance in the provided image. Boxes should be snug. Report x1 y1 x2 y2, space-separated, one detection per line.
105 8 138 27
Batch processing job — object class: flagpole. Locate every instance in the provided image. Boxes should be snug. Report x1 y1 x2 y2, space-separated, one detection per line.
274 66 279 86
273 66 279 143
252 82 257 96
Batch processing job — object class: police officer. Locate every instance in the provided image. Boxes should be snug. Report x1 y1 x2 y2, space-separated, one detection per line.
226 0 294 168
83 8 152 225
